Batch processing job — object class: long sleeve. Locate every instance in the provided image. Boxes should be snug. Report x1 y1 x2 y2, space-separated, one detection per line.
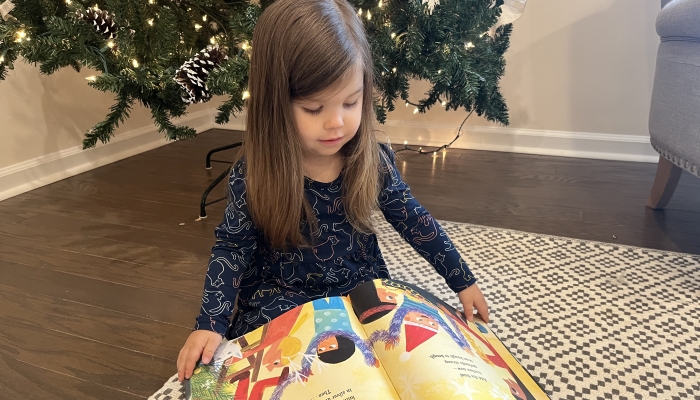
194 161 259 336
378 144 477 292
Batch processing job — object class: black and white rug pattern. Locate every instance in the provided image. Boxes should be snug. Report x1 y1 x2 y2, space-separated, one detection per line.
151 217 700 400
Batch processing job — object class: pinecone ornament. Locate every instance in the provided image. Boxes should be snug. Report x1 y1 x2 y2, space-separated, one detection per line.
76 7 117 39
174 45 228 104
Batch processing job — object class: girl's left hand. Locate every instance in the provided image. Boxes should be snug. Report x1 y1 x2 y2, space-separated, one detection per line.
457 283 489 323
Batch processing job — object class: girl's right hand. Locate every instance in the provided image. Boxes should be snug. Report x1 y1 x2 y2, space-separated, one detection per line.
177 330 223 382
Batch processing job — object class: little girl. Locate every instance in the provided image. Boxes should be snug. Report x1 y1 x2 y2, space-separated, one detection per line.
177 0 489 381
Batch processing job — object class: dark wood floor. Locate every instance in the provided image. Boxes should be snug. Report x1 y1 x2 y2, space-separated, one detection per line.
0 129 698 399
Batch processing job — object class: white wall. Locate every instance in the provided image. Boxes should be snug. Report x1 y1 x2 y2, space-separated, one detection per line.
381 0 661 161
0 62 232 201
0 0 663 200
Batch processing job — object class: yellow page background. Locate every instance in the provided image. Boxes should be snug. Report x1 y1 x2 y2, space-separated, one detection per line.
281 298 398 400
363 296 516 400
191 299 398 400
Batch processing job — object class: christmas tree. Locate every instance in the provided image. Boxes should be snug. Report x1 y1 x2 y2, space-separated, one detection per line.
0 0 512 149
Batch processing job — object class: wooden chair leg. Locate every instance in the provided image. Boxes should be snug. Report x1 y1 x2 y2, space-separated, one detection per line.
646 156 682 209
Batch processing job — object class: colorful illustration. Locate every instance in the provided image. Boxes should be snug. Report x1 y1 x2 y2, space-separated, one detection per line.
187 279 550 400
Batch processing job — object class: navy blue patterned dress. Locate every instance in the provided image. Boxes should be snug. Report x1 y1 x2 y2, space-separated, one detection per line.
194 144 476 339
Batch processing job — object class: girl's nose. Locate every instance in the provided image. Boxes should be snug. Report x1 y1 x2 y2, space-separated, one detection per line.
324 112 344 130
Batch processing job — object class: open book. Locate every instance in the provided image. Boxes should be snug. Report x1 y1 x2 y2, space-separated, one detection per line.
186 279 549 400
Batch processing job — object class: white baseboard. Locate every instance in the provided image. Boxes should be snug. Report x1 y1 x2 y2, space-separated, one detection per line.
379 121 659 163
0 108 245 202
0 112 657 202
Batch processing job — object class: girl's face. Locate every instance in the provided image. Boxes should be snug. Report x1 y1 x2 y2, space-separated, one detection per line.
292 65 363 162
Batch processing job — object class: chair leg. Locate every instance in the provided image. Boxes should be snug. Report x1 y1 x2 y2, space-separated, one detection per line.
646 156 682 209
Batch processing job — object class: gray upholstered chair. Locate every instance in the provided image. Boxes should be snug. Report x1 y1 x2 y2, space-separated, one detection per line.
647 0 700 209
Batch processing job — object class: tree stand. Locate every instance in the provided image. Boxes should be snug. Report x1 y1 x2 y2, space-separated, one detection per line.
199 142 242 219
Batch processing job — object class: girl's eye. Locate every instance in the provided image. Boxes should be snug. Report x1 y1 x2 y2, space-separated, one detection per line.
304 107 322 115
303 100 357 115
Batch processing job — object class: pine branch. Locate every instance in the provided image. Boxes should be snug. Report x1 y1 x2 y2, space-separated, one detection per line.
82 93 134 148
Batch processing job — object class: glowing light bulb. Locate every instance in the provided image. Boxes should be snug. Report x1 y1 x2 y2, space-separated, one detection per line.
194 23 202 30
202 15 207 21
366 11 371 20
147 18 154 26
241 42 249 50
390 32 396 39
65 0 71 4
210 36 216 44
404 140 408 145
242 91 250 100
107 40 115 48
358 8 362 16
392 67 396 73
1 56 5 62
148 0 154 3
441 101 446 106
93 4 99 10
413 108 419 114
378 0 383 7
85 76 97 82
466 42 475 49
132 59 139 68
405 102 409 107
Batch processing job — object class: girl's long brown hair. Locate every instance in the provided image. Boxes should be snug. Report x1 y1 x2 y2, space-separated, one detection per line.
238 0 382 249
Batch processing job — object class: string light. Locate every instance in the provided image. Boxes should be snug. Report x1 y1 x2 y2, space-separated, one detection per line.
0 56 5 63
366 11 371 20
107 40 115 48
132 59 139 68
404 140 408 145
441 101 447 106
242 90 250 100
378 0 383 7
85 76 97 82
148 0 154 3
93 4 99 10
147 18 154 26
202 15 207 21
194 23 202 31
357 8 362 16
392 67 396 73
210 36 216 44
241 42 249 50
405 102 409 107
15 30 27 43
65 0 71 4
390 32 396 39
413 108 419 114
466 42 475 49
438 69 442 74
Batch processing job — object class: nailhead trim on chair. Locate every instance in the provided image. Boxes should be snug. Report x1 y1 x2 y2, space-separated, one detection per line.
651 139 700 178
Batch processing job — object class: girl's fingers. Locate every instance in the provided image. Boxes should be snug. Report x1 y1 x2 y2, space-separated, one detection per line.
476 297 490 323
185 346 204 379
177 347 186 382
202 338 220 364
463 300 474 321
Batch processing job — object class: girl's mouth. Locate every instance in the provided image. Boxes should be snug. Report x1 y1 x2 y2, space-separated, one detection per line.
319 137 343 146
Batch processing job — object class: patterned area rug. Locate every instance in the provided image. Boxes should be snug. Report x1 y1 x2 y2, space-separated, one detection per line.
151 217 700 400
